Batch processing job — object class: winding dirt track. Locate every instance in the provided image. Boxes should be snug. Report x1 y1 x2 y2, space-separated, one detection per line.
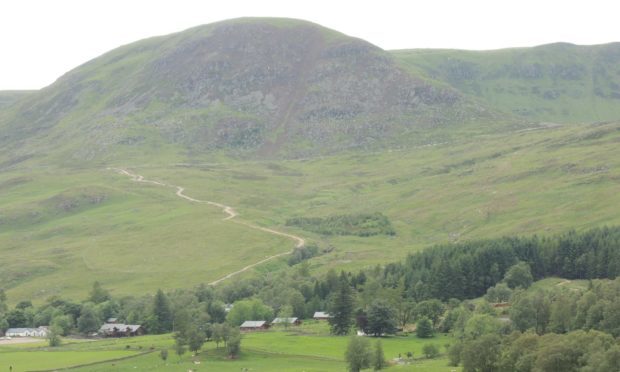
108 168 305 285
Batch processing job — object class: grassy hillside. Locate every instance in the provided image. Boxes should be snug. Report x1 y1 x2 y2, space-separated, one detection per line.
392 42 620 123
139 121 619 271
2 120 619 301
1 19 619 302
0 91 32 109
0 168 292 301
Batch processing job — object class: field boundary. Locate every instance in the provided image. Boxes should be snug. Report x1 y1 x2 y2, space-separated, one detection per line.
26 350 153 372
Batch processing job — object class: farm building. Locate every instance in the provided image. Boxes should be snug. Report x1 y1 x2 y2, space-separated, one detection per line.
239 320 269 332
98 323 144 337
272 317 301 325
5 327 49 337
313 311 331 320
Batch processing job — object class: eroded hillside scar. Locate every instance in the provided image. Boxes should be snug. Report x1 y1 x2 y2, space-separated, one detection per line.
108 167 305 285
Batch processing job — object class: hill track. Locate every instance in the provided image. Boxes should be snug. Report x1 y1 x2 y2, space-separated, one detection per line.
108 168 305 285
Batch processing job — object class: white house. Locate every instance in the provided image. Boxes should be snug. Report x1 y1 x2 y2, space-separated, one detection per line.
272 317 301 325
5 327 49 337
313 311 331 320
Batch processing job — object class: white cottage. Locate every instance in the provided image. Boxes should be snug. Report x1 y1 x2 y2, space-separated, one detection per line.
5 326 49 337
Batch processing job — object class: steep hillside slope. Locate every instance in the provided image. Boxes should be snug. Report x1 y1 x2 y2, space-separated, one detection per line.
392 43 620 123
0 90 32 109
0 18 493 166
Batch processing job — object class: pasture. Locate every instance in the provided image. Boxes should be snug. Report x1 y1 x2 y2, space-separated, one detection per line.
0 325 460 371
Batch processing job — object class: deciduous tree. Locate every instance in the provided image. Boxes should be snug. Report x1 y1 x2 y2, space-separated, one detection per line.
47 325 62 347
422 343 439 358
77 303 101 335
416 317 433 338
372 340 386 370
461 334 501 372
226 328 242 358
503 262 533 289
345 336 371 372
366 300 397 336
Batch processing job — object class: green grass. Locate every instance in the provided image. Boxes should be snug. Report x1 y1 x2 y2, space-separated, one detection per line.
0 327 459 371
529 277 591 292
0 168 291 301
0 349 139 372
1 121 620 301
72 348 347 371
242 328 453 361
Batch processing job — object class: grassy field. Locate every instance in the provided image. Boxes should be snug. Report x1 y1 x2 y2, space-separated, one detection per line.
0 349 139 372
529 277 591 292
1 121 619 301
0 323 460 371
0 167 291 301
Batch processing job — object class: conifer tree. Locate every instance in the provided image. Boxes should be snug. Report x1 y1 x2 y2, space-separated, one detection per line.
89 281 110 304
329 272 355 335
152 289 173 333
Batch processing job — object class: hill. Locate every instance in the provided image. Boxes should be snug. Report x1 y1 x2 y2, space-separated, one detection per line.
0 90 32 109
1 18 620 301
392 42 620 123
0 18 496 166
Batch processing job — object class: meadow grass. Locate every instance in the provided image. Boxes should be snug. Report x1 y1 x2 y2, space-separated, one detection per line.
0 328 459 371
1 122 619 301
0 349 138 372
529 277 590 292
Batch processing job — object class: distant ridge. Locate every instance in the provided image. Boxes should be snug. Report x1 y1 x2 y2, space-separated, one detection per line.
1 18 619 166
0 17 492 165
392 42 620 123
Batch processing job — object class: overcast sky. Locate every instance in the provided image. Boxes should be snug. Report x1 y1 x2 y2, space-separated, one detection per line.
1 0 619 90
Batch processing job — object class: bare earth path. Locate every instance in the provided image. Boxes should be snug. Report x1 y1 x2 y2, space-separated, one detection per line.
0 337 43 345
556 279 571 286
108 168 305 285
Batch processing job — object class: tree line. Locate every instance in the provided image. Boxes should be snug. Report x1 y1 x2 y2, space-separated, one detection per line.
3 227 613 340
2 225 620 368
380 226 620 301
0 282 242 357
446 278 620 371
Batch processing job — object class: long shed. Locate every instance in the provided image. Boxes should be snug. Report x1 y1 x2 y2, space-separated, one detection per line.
239 320 269 331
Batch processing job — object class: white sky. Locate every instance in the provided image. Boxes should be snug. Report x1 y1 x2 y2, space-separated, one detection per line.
1 0 619 90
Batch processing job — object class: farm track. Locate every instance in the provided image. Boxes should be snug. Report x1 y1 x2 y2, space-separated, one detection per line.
109 168 305 285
